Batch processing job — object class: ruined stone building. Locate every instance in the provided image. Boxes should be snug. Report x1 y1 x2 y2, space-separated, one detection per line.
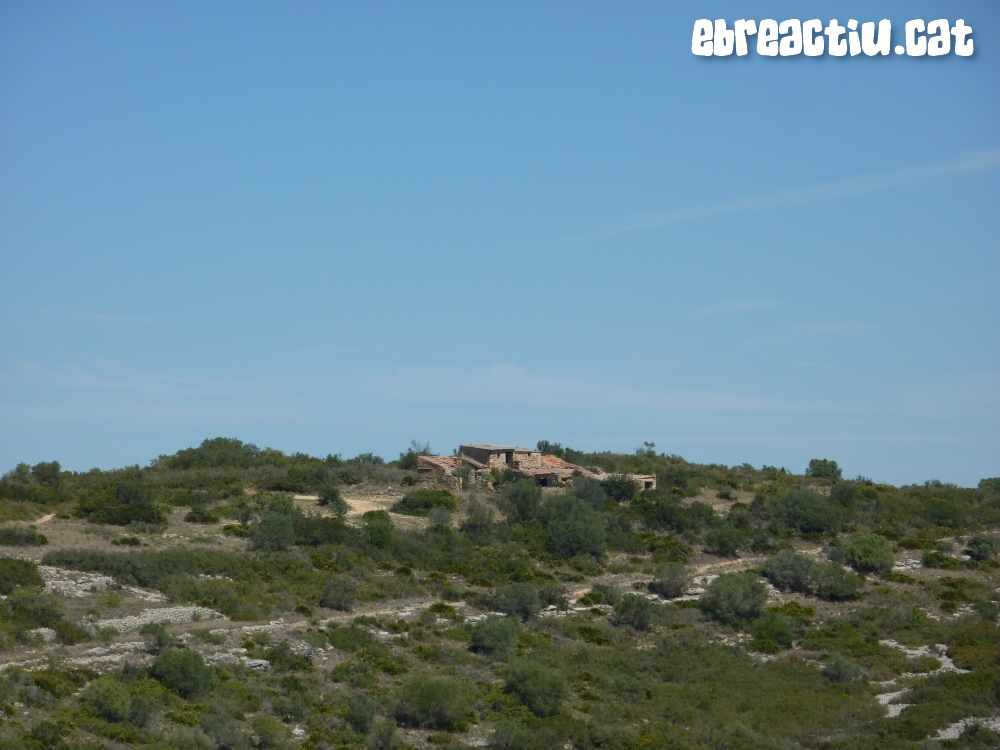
415 443 656 494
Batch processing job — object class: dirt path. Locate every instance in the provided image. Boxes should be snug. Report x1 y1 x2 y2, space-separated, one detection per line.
35 514 55 525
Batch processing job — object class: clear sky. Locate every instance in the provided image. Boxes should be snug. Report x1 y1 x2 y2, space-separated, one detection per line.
1 1 997 486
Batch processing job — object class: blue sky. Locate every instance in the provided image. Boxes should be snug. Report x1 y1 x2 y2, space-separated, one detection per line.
1 1 997 485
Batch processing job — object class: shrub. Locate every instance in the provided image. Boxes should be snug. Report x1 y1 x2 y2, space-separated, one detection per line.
2 587 62 629
614 594 656 630
966 533 999 562
368 719 398 750
0 527 48 546
251 513 296 552
536 495 605 559
761 551 816 593
601 474 638 503
835 533 894 574
498 480 542 522
395 675 472 730
250 715 291 748
704 525 744 557
972 601 999 622
751 613 794 651
460 499 494 536
140 622 180 653
184 506 221 524
578 583 622 607
392 489 456 517
345 691 377 733
427 506 453 527
777 489 841 534
321 577 358 611
85 676 131 723
0 557 45 594
166 727 216 750
571 476 606 510
54 619 91 645
318 486 349 516
698 573 767 626
471 615 518 657
814 565 862 601
822 655 861 683
648 562 689 599
494 583 540 621
364 512 394 548
504 660 567 717
491 721 533 750
150 649 217 699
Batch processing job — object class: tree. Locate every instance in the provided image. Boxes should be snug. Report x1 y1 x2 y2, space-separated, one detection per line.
252 513 296 551
648 562 689 599
30 461 61 487
471 615 519 658
536 495 605 559
345 692 377 733
699 573 767 626
806 459 842 481
397 440 430 470
504 660 567 717
777 489 841 534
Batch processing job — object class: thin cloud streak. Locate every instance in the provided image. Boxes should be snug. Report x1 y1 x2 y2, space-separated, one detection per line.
549 147 1000 247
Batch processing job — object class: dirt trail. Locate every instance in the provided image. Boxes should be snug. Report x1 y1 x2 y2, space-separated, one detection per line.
34 514 55 524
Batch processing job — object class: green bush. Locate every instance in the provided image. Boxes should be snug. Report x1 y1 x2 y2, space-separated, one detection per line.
3 587 62 629
571 476 606 510
252 513 296 551
166 726 216 750
427 506 453 527
648 562 689 599
972 601 999 621
601 474 638 503
822 655 861 683
704 524 744 557
321 577 358 611
536 495 605 559
751 613 794 651
0 557 45 594
491 721 533 750
471 615 518 657
318 486 348 516
761 551 816 593
395 674 472 730
814 565 862 601
365 513 394 548
184 506 221 524
494 583 540 621
140 622 180 653
776 489 841 534
0 527 48 546
250 715 291 748
498 480 542 522
698 573 767 626
613 594 657 630
834 533 894 574
150 649 217 699
392 489 456 517
460 499 494 536
966 533 999 561
504 660 567 717
345 691 377 733
84 676 131 723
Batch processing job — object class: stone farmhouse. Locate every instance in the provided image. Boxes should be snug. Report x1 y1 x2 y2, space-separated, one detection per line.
416 443 656 494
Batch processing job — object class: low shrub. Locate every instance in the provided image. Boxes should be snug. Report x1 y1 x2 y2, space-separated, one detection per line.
252 513 296 552
601 474 638 503
494 583 540 622
0 527 48 546
345 691 377 733
470 616 518 657
0 557 45 594
184 506 221 524
751 613 795 652
150 649 217 699
392 489 457 517
699 573 767 626
613 594 657 630
321 577 358 611
84 676 131 723
832 533 894 574
395 674 473 730
966 533 999 562
504 660 567 717
822 655 861 683
704 525 744 557
318 486 349 517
